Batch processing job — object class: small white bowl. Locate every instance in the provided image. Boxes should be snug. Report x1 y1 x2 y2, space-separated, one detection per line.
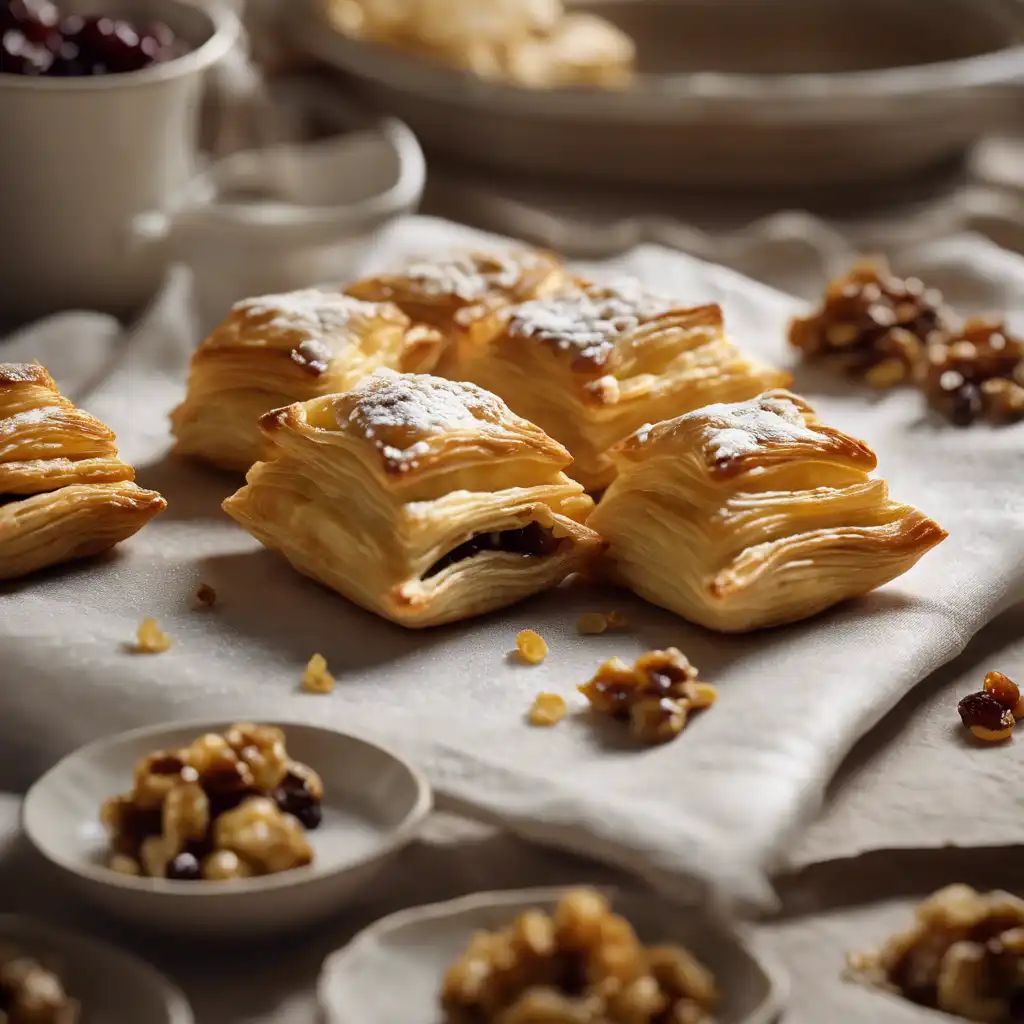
0 914 194 1023
318 886 788 1024
22 720 433 939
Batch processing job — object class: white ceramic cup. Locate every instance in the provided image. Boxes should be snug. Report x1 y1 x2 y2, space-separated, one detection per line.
0 0 239 329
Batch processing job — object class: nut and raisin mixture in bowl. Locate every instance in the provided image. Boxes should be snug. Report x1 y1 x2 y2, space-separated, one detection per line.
441 888 719 1024
101 723 323 883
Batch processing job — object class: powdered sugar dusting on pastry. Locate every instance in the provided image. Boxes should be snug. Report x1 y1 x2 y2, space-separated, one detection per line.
339 371 510 471
698 395 819 463
508 277 674 368
233 290 384 336
400 250 547 301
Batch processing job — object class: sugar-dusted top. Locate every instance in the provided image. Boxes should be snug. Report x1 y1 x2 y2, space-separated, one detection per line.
0 363 51 387
397 249 552 302
621 390 876 476
697 394 822 464
336 371 515 471
507 277 676 371
230 289 388 338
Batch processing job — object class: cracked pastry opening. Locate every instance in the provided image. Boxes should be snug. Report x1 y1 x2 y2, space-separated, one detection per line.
423 521 567 579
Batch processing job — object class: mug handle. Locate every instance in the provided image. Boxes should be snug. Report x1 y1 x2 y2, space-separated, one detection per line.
130 112 426 256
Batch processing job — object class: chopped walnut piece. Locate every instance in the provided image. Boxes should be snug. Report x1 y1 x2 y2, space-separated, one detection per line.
849 885 1024 1021
958 691 1015 743
517 629 548 664
789 258 956 386
133 617 171 654
529 692 567 727
577 612 609 635
0 951 80 1024
579 649 715 746
101 723 323 882
921 318 1024 426
301 653 336 694
194 583 218 609
440 888 718 1024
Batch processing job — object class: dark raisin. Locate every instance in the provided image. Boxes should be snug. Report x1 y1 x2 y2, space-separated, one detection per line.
273 772 322 830
201 761 257 817
958 691 1013 731
950 383 984 426
166 852 202 881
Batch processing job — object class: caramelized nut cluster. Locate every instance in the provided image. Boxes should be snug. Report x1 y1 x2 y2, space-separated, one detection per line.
579 649 717 745
789 258 956 388
848 884 1024 1022
441 888 719 1024
0 950 79 1024
958 672 1022 743
921 318 1024 426
101 724 323 882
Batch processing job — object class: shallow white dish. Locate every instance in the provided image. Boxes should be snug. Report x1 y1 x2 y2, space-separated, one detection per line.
318 886 788 1024
0 914 194 1023
293 0 1024 188
22 720 433 938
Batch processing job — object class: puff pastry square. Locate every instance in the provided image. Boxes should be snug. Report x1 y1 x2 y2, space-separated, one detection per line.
345 249 569 366
589 390 947 632
457 279 792 492
0 363 166 581
223 371 603 628
171 289 446 472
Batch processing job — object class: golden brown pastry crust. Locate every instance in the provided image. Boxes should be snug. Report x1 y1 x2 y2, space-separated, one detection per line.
345 249 569 368
170 289 446 472
589 390 947 632
223 371 603 627
457 280 792 492
0 363 165 581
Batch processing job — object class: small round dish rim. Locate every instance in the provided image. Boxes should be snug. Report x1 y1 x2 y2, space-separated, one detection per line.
317 884 791 1024
0 912 196 1024
22 717 434 897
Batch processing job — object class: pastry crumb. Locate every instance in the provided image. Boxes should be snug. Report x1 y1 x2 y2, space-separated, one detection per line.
577 612 608 635
134 617 172 654
516 629 548 665
194 583 217 609
529 693 566 727
605 610 628 629
301 653 336 694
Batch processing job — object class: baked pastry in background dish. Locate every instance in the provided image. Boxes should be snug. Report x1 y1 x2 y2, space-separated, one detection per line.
170 289 446 472
456 279 791 492
324 0 636 89
0 363 165 581
223 371 603 628
345 248 569 369
589 390 947 633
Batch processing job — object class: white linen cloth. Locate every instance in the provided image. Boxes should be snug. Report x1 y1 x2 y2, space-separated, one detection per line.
0 216 1022 911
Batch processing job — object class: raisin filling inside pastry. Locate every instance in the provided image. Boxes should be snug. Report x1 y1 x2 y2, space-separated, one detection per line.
423 522 565 579
223 371 604 628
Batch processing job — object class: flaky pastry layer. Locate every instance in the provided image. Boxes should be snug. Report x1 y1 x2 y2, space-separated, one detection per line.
0 362 166 580
457 283 791 491
170 289 446 472
589 390 947 632
223 372 603 627
345 248 569 371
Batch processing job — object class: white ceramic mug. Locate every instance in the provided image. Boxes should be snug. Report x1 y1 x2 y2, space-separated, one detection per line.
0 0 239 329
